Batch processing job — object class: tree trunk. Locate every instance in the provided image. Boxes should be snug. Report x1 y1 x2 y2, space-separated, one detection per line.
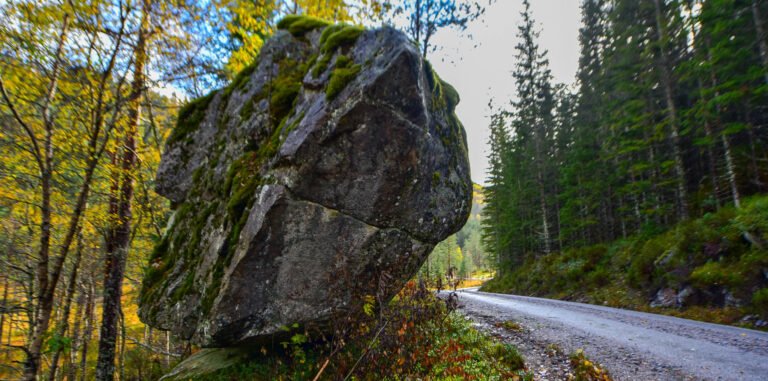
79 280 95 381
19 6 129 376
653 0 689 221
722 134 741 208
165 330 171 368
705 41 742 208
68 285 85 381
0 277 7 359
538 182 551 254
95 3 148 379
47 231 84 381
118 308 127 381
23 12 70 379
752 0 768 85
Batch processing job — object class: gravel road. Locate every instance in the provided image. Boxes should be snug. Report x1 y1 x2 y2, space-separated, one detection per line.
454 288 768 381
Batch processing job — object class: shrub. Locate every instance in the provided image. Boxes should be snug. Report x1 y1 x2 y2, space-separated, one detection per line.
569 349 613 381
190 281 532 380
752 288 768 318
628 238 665 288
690 261 743 289
586 265 611 288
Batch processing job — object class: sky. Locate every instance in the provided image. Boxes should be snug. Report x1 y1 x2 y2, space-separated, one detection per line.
429 0 582 185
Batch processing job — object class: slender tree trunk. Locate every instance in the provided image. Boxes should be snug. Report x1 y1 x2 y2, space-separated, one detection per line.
553 183 563 251
538 178 551 254
705 43 742 208
722 135 741 208
703 121 722 207
23 12 70 379
47 232 84 381
618 196 627 239
118 308 126 381
26 265 35 346
68 286 85 381
79 280 95 381
165 331 171 368
95 3 148 379
653 0 689 221
752 0 768 85
533 115 552 254
0 277 7 359
20 7 128 376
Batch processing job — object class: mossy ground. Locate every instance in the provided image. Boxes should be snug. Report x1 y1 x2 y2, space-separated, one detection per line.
483 195 768 329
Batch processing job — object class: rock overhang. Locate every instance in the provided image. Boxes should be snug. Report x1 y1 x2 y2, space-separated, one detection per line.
139 16 472 347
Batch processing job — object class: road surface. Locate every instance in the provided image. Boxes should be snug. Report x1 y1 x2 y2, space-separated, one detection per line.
454 288 768 381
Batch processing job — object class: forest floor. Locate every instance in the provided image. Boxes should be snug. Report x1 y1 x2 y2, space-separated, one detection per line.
454 288 768 381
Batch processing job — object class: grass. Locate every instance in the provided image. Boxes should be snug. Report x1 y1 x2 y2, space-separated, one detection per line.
496 320 523 332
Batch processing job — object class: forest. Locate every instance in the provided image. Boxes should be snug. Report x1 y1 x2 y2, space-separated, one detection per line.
482 0 768 326
2 0 767 379
0 0 499 379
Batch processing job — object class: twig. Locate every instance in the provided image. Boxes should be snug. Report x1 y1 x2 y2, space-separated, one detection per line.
343 320 388 381
124 336 183 358
312 358 330 381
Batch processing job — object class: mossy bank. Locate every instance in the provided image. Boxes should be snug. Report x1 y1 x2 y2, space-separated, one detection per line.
484 195 768 329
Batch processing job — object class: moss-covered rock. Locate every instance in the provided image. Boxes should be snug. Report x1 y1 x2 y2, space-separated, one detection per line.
319 24 363 52
277 14 330 37
325 55 361 100
140 19 472 355
167 92 216 145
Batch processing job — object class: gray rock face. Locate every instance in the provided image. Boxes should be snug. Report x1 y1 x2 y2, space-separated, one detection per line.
138 21 471 347
650 288 678 308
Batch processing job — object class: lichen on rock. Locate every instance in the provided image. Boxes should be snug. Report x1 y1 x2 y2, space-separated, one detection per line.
139 16 472 349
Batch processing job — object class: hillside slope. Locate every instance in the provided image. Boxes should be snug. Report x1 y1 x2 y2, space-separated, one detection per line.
483 195 768 329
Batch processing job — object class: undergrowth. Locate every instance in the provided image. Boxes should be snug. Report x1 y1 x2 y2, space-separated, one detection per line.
483 195 768 328
197 281 532 380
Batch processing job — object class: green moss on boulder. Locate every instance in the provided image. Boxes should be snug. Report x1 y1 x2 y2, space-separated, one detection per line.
326 55 361 100
320 24 364 53
167 92 215 145
277 14 331 37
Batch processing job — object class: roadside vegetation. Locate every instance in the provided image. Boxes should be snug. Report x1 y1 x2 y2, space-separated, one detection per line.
569 350 612 381
484 195 768 328
195 281 532 380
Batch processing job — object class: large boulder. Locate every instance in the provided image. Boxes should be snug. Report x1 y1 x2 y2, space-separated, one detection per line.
139 17 472 347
